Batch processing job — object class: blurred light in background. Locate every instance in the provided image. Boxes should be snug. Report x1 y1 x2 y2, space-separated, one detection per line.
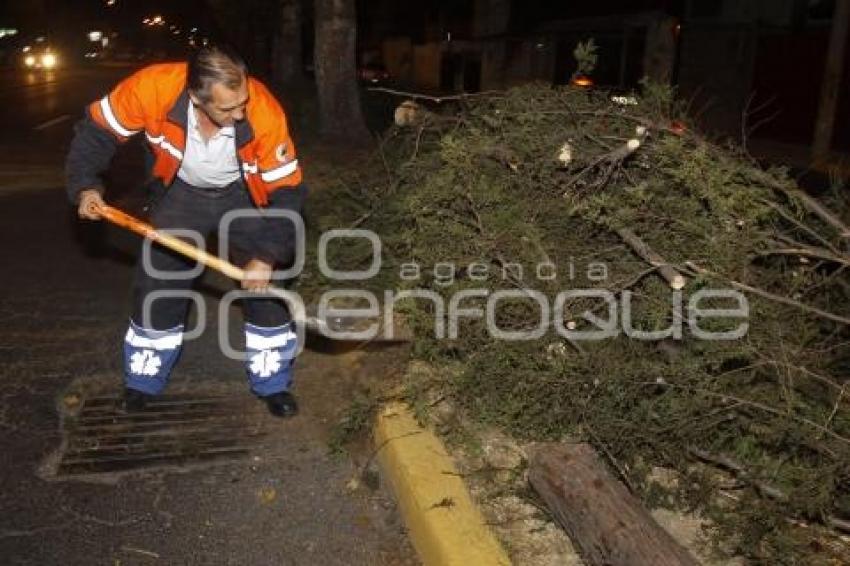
42 53 57 68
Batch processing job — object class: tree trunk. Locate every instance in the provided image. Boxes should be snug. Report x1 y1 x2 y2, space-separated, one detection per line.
643 14 677 84
314 0 371 143
474 0 511 90
273 0 303 84
812 0 850 161
529 442 699 566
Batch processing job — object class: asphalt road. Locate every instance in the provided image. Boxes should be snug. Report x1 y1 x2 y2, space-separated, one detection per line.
0 66 128 178
0 64 416 565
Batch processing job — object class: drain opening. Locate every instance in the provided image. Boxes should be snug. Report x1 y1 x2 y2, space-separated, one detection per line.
55 393 268 476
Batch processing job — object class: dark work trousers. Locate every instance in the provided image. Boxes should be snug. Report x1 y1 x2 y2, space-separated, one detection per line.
123 176 301 397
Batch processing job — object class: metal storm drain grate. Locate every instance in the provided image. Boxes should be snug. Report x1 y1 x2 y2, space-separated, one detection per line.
55 392 269 477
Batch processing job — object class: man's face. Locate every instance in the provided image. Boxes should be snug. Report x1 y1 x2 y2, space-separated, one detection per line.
193 79 249 127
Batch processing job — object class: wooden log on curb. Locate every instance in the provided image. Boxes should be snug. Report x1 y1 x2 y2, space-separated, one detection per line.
529 442 699 566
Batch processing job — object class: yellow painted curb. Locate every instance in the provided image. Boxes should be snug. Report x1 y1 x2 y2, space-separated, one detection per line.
374 402 511 566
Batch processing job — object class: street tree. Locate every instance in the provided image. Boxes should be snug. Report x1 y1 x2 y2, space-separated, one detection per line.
272 0 304 85
314 0 370 143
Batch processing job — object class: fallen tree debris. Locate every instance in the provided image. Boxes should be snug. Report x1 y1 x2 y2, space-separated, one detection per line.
309 77 850 562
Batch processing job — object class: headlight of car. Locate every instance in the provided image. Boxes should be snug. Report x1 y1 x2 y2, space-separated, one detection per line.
24 54 36 67
41 53 57 68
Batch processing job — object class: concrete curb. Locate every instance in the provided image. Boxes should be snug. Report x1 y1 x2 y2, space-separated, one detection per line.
374 402 511 566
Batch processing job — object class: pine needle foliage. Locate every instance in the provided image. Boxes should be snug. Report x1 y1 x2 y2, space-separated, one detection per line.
304 82 850 562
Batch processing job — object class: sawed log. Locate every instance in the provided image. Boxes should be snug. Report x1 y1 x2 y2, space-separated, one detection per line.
529 442 699 566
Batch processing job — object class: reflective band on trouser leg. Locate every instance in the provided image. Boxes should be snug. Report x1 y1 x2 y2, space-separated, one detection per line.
123 320 184 394
244 322 297 396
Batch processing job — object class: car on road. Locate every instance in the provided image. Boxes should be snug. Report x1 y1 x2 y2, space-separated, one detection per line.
22 44 59 70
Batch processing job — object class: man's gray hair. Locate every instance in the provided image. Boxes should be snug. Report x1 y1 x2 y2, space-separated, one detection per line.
187 45 247 103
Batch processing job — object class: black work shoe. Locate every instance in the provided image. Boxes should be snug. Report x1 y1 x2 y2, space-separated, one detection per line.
262 391 298 418
123 388 150 412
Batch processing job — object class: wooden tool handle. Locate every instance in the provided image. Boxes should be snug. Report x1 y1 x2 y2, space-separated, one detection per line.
94 203 334 339
98 204 247 281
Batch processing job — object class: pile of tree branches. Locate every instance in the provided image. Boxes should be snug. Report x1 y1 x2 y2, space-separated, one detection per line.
306 79 850 561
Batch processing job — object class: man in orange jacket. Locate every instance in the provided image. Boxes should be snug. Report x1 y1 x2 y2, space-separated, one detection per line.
66 46 304 417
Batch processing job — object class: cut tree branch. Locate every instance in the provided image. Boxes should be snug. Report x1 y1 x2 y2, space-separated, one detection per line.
683 261 850 326
617 228 686 289
368 86 502 103
759 173 850 238
687 447 850 534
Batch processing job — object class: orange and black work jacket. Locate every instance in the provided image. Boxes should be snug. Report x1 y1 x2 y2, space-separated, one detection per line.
66 62 302 207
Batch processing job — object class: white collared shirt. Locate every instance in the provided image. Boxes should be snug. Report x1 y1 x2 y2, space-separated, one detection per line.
176 101 241 188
